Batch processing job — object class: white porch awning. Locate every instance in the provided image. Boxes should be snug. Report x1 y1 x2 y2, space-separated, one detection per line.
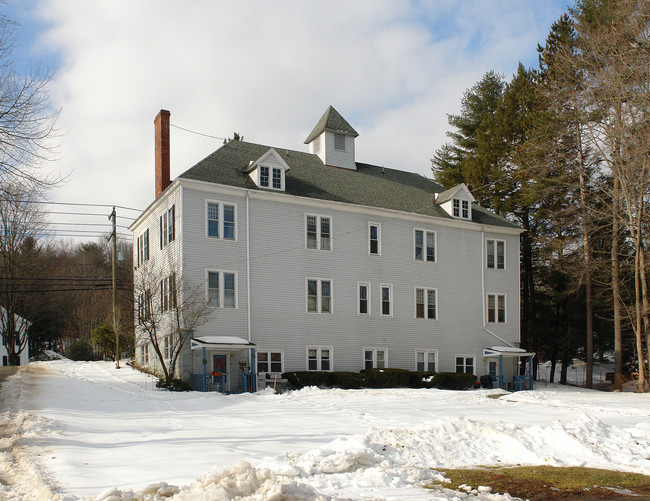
191 336 255 351
483 346 535 358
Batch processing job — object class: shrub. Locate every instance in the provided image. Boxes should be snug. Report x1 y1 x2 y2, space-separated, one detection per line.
65 339 96 361
283 371 332 388
361 368 412 388
410 371 438 388
329 371 367 389
430 372 477 390
156 378 191 392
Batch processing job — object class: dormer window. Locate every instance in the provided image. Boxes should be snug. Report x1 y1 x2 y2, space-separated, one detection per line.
245 148 290 192
453 199 470 219
334 133 345 151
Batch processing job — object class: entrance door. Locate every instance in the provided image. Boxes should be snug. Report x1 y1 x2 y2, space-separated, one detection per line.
213 354 227 390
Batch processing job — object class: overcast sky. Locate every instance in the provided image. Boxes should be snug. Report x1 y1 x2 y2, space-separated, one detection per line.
5 0 569 241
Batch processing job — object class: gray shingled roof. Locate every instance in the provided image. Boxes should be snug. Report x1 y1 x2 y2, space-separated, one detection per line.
304 106 359 144
179 140 518 229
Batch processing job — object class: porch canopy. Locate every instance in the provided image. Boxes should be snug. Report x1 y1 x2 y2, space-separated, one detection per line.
191 336 255 351
483 346 535 390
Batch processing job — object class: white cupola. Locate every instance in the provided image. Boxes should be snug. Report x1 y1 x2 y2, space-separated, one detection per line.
304 106 358 170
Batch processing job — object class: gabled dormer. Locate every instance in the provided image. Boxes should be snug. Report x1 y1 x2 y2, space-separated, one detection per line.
435 184 476 220
304 106 358 170
244 148 291 191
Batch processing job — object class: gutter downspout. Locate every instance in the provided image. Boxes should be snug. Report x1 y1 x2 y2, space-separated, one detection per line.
481 226 514 348
246 191 252 343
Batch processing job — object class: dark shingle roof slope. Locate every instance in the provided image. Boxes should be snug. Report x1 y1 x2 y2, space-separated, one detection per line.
179 140 518 229
304 106 359 144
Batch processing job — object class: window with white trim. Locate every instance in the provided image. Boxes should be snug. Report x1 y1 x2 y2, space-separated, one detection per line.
452 199 471 219
487 293 506 323
258 166 283 190
207 201 236 240
141 344 149 365
160 205 175 248
369 223 380 255
137 229 149 266
259 166 270 187
380 284 392 317
456 355 475 374
307 346 332 371
163 336 171 359
207 271 237 308
306 215 331 250
416 350 437 372
257 351 283 373
307 278 331 313
358 282 370 315
160 274 176 312
414 229 436 262
364 348 387 369
334 133 345 151
486 239 505 269
272 168 282 189
415 287 437 319
137 289 152 324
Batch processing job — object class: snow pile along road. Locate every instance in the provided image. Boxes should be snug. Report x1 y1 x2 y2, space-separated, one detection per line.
1 360 649 501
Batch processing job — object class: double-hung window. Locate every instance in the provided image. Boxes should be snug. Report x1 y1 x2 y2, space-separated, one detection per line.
380 284 392 317
259 166 283 190
160 205 175 248
487 293 506 323
307 279 331 313
416 350 437 372
486 239 505 269
137 229 149 266
358 282 370 315
137 289 152 324
160 274 176 312
334 133 345 151
257 351 283 373
364 348 387 369
207 271 237 308
453 199 470 219
163 336 171 359
456 355 475 374
307 346 332 371
259 166 270 187
141 344 149 365
272 168 282 189
207 201 236 240
415 288 437 319
414 229 435 262
306 215 331 250
369 223 380 255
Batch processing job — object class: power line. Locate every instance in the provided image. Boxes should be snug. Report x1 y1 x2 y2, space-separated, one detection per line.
171 123 226 141
0 200 143 212
50 210 137 221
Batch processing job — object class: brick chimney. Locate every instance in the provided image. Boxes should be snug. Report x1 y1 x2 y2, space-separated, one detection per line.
154 109 171 198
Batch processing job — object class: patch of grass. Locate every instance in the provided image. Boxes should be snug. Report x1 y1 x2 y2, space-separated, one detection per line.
427 465 650 499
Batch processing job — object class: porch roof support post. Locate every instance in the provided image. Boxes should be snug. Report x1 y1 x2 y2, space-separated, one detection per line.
202 346 207 392
498 355 504 389
250 347 256 392
528 355 534 390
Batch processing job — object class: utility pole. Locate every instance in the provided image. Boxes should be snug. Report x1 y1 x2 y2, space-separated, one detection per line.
109 207 120 369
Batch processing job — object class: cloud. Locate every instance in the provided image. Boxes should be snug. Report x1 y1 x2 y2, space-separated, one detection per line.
25 0 568 227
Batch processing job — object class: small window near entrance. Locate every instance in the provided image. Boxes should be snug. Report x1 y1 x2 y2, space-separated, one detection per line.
489 361 497 378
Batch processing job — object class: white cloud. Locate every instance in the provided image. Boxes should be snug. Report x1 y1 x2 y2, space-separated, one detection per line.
25 0 568 227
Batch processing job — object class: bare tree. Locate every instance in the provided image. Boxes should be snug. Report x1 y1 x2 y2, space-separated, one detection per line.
133 262 214 387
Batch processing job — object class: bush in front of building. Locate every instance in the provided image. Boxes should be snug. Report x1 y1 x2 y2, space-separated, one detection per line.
65 339 97 361
156 378 192 392
410 371 438 388
429 372 477 390
361 368 413 388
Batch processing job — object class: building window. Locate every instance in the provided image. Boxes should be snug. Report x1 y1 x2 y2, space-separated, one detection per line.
489 361 497 378
272 168 282 189
334 133 345 151
257 351 283 374
358 282 370 315
364 348 387 369
456 356 475 374
307 346 332 371
414 229 435 262
453 199 460 217
207 271 237 308
307 278 331 313
415 288 437 319
462 200 469 219
207 201 236 240
160 274 176 312
137 229 149 266
416 350 437 372
163 336 170 359
306 215 331 250
369 223 380 255
487 239 505 269
487 293 506 323
380 284 392 317
453 199 470 219
260 166 269 187
137 290 152 324
160 205 175 248
141 344 149 365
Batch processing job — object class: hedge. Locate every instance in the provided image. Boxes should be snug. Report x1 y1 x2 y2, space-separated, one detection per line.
283 369 477 391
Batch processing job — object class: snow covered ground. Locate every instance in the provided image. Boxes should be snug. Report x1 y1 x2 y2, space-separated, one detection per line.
1 360 649 500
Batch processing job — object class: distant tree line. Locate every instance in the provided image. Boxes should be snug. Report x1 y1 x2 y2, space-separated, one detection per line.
432 0 649 390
